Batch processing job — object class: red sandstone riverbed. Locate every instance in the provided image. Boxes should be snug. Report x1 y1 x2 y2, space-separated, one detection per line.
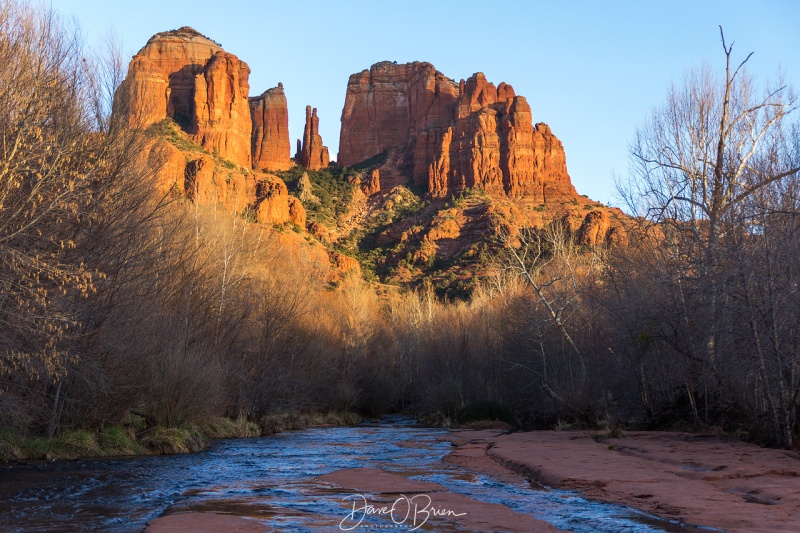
145 429 800 532
449 429 800 532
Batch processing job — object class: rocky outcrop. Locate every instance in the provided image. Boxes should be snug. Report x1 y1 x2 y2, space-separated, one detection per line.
288 197 306 226
329 252 361 277
120 28 316 232
116 27 252 167
182 154 254 212
339 62 459 175
338 62 577 201
191 51 252 167
361 169 381 196
255 176 306 226
139 133 306 228
576 210 610 246
141 133 256 212
297 172 320 204
576 209 629 246
249 84 292 171
145 140 186 194
297 106 329 170
308 221 335 244
115 27 221 128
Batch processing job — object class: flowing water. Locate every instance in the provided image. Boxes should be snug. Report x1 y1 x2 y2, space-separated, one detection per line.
0 417 706 532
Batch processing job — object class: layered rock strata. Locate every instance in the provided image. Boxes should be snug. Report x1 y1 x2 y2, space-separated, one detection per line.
116 27 221 129
119 27 306 228
249 84 292 171
361 169 381 196
116 27 252 167
142 137 304 227
339 62 577 200
191 50 252 167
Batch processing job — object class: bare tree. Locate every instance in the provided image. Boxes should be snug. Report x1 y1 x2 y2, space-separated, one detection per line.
0 1 142 383
619 28 800 444
500 223 603 413
622 31 797 373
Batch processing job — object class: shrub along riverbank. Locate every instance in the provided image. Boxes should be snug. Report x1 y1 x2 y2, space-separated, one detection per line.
0 411 361 461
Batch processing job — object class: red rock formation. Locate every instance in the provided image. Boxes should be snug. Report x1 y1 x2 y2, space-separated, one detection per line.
121 28 305 229
116 27 252 167
361 169 381 196
191 51 252 166
144 140 186 194
308 221 335 244
183 154 255 212
339 61 459 183
288 197 306 227
249 83 292 171
576 210 611 246
338 63 577 201
575 209 629 246
606 225 629 247
329 252 362 277
255 176 306 225
298 106 329 170
433 74 576 200
116 27 221 128
531 122 576 200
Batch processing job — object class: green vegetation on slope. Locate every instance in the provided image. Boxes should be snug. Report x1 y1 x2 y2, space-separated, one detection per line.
147 118 241 170
276 165 357 226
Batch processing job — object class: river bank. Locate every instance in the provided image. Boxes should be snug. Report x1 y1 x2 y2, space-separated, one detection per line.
0 411 360 462
447 429 800 532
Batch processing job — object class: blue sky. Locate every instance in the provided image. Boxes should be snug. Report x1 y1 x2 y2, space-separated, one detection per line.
56 0 799 205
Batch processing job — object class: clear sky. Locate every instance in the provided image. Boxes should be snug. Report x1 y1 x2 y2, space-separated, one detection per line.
56 0 799 205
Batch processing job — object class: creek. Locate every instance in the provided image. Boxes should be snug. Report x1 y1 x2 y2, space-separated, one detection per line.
0 417 700 532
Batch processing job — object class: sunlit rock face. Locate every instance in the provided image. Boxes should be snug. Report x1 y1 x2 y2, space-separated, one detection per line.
297 105 330 170
339 62 577 200
249 84 293 172
115 26 252 168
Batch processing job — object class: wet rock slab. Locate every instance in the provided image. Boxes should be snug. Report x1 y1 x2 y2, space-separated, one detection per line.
461 430 800 532
145 512 273 532
319 466 563 532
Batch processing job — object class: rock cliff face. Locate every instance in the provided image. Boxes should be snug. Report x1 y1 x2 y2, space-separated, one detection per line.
119 27 308 228
116 27 220 128
191 50 252 167
121 28 619 299
116 27 252 167
250 84 292 171
183 154 254 211
254 177 305 226
576 209 629 246
338 62 577 200
141 133 305 228
297 106 330 170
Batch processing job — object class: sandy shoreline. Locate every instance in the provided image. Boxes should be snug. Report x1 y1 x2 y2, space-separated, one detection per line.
145 428 800 532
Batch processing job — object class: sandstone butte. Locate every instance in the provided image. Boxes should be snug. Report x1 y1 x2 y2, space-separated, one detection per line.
338 61 577 202
115 27 304 227
116 26 251 167
116 29 626 249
